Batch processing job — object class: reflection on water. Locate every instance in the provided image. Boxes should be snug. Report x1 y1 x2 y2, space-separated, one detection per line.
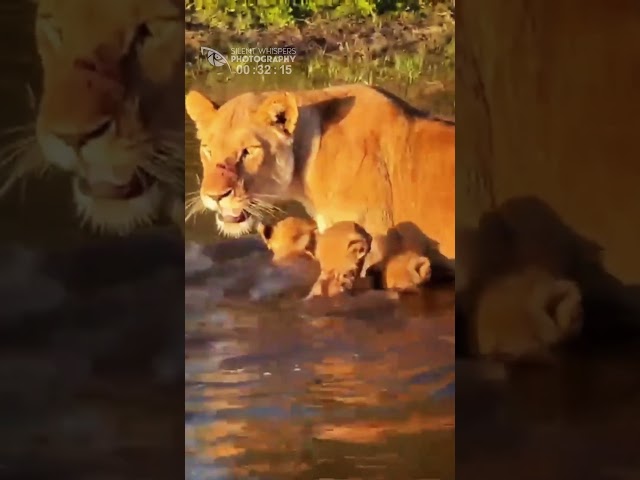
185 241 455 479
184 70 456 479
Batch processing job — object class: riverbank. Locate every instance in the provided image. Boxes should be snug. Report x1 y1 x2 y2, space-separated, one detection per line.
187 8 455 116
185 7 454 65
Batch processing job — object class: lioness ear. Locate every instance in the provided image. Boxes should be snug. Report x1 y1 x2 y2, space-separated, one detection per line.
315 96 356 131
185 90 219 130
255 92 299 135
409 256 432 284
257 223 274 243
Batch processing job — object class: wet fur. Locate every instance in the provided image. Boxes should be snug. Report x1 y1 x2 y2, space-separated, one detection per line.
259 217 431 298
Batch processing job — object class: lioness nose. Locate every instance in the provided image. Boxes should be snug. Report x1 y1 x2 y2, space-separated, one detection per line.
52 120 113 150
206 189 233 202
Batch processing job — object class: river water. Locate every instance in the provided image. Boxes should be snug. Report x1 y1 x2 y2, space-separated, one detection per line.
184 71 456 479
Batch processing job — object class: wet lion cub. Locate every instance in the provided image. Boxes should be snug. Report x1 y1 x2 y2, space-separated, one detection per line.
258 217 432 297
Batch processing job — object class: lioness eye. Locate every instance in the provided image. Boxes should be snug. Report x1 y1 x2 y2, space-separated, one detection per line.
239 148 249 162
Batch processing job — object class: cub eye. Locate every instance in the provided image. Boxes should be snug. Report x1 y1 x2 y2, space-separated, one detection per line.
239 148 249 162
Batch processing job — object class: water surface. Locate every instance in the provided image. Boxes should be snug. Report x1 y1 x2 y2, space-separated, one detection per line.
184 72 456 479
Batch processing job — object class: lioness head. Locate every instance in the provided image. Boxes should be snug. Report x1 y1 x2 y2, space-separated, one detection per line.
185 89 304 237
11 0 184 234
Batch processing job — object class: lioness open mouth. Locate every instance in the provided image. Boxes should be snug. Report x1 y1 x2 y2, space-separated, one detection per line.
218 211 248 224
77 169 156 200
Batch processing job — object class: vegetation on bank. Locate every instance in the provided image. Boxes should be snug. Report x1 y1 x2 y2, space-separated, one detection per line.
188 0 454 29
185 0 455 116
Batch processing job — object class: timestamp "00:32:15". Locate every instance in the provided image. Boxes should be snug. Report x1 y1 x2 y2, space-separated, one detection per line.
235 64 293 75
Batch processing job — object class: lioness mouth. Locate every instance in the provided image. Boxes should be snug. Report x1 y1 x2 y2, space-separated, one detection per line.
78 170 156 200
218 211 248 224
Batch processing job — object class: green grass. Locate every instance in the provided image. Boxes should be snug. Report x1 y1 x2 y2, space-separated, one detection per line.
186 35 454 116
188 0 454 29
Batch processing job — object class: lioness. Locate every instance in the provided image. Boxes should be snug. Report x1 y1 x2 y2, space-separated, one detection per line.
0 0 184 234
184 84 455 272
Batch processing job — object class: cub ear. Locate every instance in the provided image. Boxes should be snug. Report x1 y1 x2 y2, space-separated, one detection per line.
295 228 318 256
409 255 432 284
255 92 299 135
185 90 219 130
347 237 370 261
257 223 274 243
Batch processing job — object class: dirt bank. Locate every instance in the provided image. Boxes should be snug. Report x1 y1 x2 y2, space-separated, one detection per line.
185 11 455 66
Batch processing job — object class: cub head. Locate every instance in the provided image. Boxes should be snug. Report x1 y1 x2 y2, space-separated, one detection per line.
11 0 184 234
257 216 317 263
531 277 584 344
383 251 432 292
308 221 372 297
185 88 301 237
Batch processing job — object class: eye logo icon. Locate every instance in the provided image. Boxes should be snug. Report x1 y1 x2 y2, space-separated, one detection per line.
200 47 232 71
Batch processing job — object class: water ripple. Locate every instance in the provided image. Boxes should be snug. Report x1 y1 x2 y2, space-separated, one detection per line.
185 241 455 479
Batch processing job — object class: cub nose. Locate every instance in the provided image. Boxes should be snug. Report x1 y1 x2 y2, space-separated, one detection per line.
52 120 112 150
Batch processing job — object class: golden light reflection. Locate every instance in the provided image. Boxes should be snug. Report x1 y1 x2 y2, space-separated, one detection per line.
186 289 455 479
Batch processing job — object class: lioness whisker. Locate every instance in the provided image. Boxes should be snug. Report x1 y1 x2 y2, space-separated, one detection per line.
0 138 38 168
251 199 285 215
0 135 37 156
185 197 207 222
244 205 266 220
0 144 47 196
252 193 282 198
185 194 202 208
247 200 283 218
0 124 36 137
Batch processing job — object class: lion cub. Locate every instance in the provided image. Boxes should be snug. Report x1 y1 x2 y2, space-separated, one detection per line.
257 216 318 264
472 266 583 362
258 217 432 297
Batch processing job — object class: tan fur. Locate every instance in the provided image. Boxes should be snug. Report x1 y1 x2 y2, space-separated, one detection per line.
259 216 429 298
472 266 583 361
184 84 455 270
18 0 185 234
257 216 317 263
382 251 432 292
308 221 373 297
